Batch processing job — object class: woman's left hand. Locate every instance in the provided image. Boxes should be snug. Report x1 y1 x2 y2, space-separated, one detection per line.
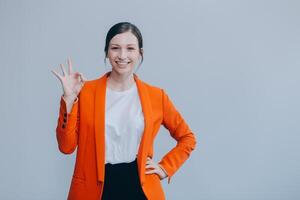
145 157 168 180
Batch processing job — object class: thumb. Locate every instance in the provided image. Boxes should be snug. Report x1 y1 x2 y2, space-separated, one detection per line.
79 73 87 82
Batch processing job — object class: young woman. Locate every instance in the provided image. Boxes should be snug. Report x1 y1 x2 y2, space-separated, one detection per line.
52 22 197 200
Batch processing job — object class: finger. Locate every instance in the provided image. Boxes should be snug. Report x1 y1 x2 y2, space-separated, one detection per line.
74 74 85 92
78 73 88 84
78 73 84 81
145 169 158 174
75 73 83 82
146 158 154 164
80 74 87 82
145 164 157 169
60 64 67 76
146 161 154 166
51 69 62 81
79 77 85 89
147 157 152 162
68 57 73 74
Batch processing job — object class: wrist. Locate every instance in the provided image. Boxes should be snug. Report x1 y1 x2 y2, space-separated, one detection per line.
63 93 76 99
158 164 168 178
62 93 77 103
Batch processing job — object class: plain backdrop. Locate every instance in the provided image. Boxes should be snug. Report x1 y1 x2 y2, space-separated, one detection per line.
0 0 299 199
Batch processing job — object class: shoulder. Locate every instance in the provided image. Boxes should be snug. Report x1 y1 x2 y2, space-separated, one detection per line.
139 79 163 94
137 79 170 103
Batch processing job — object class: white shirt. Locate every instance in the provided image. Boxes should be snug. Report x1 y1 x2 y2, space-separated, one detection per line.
104 81 145 164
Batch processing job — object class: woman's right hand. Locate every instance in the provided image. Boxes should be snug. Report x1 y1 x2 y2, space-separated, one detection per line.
51 57 87 102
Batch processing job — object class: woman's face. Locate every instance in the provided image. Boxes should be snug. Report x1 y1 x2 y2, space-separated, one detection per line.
107 31 142 76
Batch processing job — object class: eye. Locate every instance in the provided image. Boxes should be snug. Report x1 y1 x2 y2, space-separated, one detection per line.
111 47 118 50
128 47 135 50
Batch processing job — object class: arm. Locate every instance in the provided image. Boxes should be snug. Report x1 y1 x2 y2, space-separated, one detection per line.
158 89 197 184
55 95 79 154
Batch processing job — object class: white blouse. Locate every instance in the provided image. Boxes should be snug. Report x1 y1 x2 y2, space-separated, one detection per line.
104 81 145 164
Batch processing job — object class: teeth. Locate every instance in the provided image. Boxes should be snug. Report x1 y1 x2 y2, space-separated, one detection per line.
117 61 129 65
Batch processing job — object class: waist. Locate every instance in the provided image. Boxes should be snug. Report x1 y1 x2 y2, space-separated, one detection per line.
105 157 138 169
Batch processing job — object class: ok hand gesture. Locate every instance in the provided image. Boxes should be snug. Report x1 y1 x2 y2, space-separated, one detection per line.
51 57 86 101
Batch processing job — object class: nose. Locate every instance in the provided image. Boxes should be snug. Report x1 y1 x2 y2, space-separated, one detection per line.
118 49 127 60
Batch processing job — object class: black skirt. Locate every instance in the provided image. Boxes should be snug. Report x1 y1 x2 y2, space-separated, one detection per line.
101 157 148 200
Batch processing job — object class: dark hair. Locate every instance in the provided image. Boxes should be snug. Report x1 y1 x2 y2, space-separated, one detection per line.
104 22 144 71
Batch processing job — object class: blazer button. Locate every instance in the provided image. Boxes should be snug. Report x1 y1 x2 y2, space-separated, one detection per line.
63 118 67 123
62 124 66 129
64 113 67 117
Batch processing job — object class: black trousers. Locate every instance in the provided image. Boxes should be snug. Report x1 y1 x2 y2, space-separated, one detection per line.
101 158 147 200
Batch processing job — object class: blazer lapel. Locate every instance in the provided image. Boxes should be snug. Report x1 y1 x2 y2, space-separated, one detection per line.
135 74 153 186
94 71 153 186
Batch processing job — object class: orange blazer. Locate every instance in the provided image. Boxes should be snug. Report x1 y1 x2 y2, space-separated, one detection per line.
56 71 197 200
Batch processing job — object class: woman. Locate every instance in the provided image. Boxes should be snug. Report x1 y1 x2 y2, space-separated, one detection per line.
51 22 196 200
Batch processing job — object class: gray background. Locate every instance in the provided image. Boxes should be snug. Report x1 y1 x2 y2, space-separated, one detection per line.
0 0 299 199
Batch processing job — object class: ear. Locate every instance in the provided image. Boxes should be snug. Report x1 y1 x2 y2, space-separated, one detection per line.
140 48 144 55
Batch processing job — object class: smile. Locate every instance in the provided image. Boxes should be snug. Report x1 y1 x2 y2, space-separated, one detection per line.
116 61 131 65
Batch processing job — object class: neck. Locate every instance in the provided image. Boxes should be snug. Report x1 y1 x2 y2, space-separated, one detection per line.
107 70 135 91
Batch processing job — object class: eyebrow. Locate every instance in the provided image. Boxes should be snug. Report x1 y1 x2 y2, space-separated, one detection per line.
110 43 137 46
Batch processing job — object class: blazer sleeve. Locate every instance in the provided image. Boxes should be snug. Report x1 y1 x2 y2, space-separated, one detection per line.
55 95 79 154
158 89 197 184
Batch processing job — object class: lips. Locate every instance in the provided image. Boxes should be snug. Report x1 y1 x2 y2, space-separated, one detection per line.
116 61 130 64
115 61 131 68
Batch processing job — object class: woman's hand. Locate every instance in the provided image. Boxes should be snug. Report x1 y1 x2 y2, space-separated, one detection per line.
51 57 87 101
145 157 168 180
